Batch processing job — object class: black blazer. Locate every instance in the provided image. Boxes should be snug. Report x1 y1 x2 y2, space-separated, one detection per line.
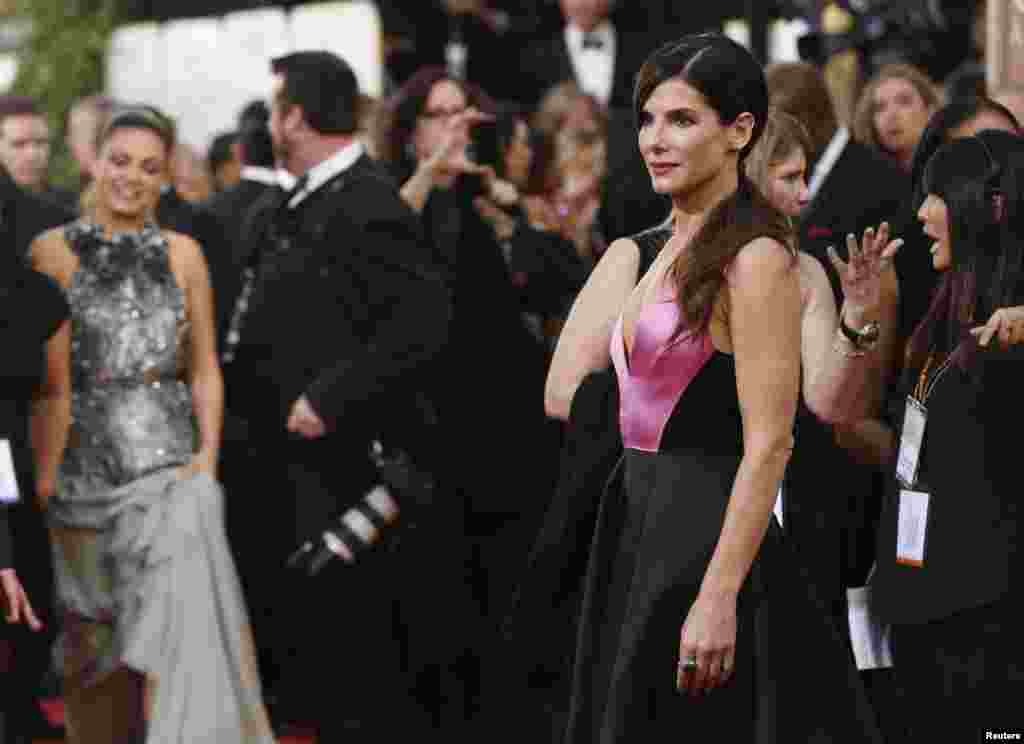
203 177 279 337
0 267 68 570
873 348 1024 625
204 178 276 233
514 28 644 110
0 169 74 262
226 154 449 445
799 137 908 305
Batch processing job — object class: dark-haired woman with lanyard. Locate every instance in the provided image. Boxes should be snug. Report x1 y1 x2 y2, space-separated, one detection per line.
871 130 1024 739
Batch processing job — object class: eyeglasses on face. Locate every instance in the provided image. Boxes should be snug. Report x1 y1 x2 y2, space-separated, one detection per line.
419 106 466 121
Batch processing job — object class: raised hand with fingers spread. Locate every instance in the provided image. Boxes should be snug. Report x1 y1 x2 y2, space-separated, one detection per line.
827 221 904 318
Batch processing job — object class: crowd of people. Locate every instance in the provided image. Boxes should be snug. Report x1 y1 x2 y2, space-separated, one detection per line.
0 1 1022 743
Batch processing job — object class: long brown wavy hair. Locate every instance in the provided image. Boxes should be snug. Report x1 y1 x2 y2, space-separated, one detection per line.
635 34 794 337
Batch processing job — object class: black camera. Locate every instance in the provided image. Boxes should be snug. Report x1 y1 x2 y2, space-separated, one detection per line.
462 119 500 199
287 440 437 576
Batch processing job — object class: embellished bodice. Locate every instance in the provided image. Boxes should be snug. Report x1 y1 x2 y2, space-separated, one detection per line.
58 220 195 502
611 292 723 453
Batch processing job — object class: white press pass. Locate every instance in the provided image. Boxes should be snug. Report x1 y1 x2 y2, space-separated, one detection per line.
896 489 930 567
0 440 20 504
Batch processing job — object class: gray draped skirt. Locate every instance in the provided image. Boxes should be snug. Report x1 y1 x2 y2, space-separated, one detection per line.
49 469 275 744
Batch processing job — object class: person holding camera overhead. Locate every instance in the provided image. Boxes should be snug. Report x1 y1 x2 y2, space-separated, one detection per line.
375 65 570 730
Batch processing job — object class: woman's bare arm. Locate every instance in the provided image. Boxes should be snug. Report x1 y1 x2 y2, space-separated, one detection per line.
678 237 801 695
833 418 897 468
799 251 900 423
27 231 76 509
543 238 640 420
169 233 223 476
706 237 801 595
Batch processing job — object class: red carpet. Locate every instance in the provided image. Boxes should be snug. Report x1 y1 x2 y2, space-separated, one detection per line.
35 698 317 743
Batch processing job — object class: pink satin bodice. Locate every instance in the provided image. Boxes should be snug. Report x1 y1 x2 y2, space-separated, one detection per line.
610 296 716 452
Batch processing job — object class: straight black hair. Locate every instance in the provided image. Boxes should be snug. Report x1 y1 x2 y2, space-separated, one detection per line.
271 51 359 135
906 130 1024 379
909 97 1020 209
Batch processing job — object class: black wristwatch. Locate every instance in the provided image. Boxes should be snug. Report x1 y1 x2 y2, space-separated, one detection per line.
839 312 881 351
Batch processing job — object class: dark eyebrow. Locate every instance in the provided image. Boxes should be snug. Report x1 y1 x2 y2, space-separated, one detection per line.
642 105 700 117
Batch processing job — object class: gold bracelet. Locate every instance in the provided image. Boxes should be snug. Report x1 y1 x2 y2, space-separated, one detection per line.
833 329 868 358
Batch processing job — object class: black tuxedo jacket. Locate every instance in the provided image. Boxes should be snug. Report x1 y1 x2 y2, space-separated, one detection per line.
203 178 278 332
204 178 276 233
226 154 449 446
0 169 74 262
0 170 72 575
514 28 643 110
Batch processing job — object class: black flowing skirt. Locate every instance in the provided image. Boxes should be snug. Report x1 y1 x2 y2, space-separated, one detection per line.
564 448 883 743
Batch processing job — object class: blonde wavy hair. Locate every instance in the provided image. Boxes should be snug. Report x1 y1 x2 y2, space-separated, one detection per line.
852 63 941 151
744 106 814 201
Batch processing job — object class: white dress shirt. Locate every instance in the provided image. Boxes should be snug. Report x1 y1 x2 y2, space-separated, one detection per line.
564 21 616 106
240 165 286 187
287 141 365 209
807 127 850 203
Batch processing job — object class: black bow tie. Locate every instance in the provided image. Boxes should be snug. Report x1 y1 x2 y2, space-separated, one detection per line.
582 33 605 51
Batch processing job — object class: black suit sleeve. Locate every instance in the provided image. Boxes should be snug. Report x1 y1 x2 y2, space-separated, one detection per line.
305 185 450 427
0 507 12 570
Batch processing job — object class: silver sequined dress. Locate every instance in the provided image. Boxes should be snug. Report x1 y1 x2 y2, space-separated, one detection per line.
51 220 275 744
59 219 195 504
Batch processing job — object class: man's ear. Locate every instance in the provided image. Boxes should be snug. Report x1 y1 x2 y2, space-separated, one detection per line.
729 112 755 153
284 103 306 136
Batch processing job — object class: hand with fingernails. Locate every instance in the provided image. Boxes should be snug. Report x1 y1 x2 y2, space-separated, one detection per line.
827 222 903 322
676 593 737 695
426 107 494 179
971 306 1024 348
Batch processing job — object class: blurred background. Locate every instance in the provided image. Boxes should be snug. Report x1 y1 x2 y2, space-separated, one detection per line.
0 1 988 189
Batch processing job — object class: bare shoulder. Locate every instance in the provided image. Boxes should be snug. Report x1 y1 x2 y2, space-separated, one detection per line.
591 237 641 283
727 237 797 287
28 226 77 286
796 250 830 290
163 229 209 285
163 229 205 264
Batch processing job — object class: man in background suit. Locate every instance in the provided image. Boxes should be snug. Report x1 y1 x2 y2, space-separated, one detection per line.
220 51 455 740
515 0 645 110
205 100 280 235
0 166 72 743
0 97 76 211
204 99 281 341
